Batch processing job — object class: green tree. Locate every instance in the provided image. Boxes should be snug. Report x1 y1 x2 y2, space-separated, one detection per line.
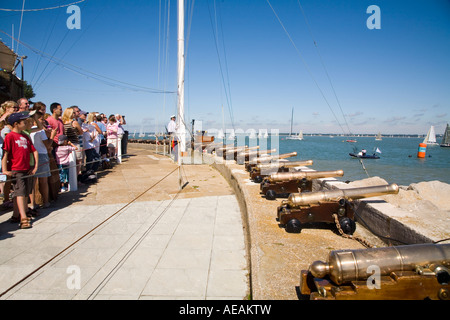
23 81 35 100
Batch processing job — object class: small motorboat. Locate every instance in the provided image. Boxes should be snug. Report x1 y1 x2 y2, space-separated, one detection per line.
349 152 380 159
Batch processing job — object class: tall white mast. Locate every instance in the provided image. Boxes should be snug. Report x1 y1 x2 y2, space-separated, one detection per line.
177 0 186 167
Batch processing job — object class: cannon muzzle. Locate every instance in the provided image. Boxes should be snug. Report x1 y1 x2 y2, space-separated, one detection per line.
238 148 277 157
256 151 297 163
267 169 344 183
218 145 250 152
309 243 450 285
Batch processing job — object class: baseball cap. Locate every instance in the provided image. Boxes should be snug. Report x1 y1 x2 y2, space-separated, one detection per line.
58 134 68 145
8 112 31 125
79 110 88 116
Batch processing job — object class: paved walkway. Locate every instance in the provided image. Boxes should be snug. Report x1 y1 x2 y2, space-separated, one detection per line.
0 145 249 300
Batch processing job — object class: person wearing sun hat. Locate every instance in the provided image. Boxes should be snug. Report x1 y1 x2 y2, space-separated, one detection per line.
167 115 177 135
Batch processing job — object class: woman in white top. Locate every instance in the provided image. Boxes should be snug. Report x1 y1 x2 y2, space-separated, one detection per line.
82 113 102 172
30 110 56 208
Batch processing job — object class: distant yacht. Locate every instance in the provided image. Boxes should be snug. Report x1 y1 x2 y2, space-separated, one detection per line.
286 130 303 140
440 123 450 147
423 125 439 145
375 132 382 141
286 107 304 140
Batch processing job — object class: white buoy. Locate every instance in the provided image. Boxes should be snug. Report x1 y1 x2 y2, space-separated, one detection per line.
68 150 77 191
117 137 122 164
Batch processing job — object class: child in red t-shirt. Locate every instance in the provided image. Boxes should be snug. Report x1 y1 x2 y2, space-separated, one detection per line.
2 112 39 229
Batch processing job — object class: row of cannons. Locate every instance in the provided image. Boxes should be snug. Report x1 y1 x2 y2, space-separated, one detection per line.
210 144 399 236
204 142 450 300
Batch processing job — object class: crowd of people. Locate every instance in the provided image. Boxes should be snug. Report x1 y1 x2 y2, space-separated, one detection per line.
0 98 127 229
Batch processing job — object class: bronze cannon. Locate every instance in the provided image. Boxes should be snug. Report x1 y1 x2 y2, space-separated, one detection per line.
245 151 298 172
250 160 314 183
300 243 450 300
261 169 344 200
221 146 259 159
277 183 399 234
236 148 277 164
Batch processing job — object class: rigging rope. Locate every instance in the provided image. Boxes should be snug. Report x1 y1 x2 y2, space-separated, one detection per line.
14 0 26 54
0 0 86 12
0 29 176 94
296 0 353 136
206 0 235 131
266 0 347 136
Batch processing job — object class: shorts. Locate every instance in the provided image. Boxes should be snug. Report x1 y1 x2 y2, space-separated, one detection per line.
73 143 83 160
107 137 118 148
35 153 51 178
11 171 33 197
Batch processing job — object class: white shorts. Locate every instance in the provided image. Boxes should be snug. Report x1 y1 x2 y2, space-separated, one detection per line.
107 138 117 148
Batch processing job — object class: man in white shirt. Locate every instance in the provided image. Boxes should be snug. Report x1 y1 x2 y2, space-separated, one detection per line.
167 115 177 135
167 115 179 161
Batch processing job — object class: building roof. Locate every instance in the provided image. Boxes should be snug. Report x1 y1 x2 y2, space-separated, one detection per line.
0 40 17 72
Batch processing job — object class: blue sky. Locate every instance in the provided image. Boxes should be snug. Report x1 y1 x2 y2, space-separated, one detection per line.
1 0 449 135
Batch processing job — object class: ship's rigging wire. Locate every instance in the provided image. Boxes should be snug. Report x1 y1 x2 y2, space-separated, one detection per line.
29 7 61 85
14 0 26 54
0 29 176 94
207 0 235 131
266 0 347 136
33 0 93 91
296 0 353 136
0 0 86 12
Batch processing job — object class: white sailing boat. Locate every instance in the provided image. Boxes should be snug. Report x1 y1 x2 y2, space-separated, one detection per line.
285 108 304 140
423 125 439 146
258 129 268 139
375 132 382 141
227 129 236 140
440 123 450 148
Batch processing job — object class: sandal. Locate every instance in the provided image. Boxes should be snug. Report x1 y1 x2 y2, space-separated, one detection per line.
10 216 31 223
20 218 32 229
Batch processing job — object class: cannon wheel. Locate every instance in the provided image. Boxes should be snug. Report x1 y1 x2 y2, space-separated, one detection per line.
286 219 302 233
265 189 277 200
339 217 356 235
254 176 263 183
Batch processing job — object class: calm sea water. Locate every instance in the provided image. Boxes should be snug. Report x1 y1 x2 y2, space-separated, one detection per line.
265 135 449 186
136 134 450 186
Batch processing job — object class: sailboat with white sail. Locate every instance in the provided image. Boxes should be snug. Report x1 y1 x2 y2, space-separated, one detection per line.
375 132 382 141
423 125 439 146
440 123 450 148
285 107 304 140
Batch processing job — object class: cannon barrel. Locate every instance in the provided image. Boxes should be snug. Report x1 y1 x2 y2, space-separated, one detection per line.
221 146 259 153
267 169 344 183
257 160 313 170
239 148 277 157
256 151 297 163
310 243 450 285
217 145 247 152
286 183 399 207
